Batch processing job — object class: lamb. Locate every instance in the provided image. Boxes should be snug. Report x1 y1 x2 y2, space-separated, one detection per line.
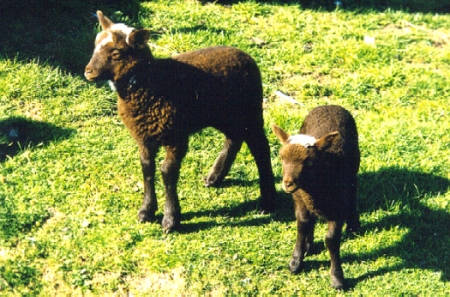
272 105 360 289
84 11 277 232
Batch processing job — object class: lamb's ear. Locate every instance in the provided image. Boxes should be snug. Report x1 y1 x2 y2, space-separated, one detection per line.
97 10 113 30
127 29 150 48
315 131 340 151
272 124 290 144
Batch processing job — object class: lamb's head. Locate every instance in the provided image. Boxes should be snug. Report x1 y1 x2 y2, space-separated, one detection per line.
84 11 151 82
272 125 340 193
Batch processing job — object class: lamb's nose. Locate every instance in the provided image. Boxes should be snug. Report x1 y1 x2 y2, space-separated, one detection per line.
84 67 95 80
284 180 294 188
282 179 295 192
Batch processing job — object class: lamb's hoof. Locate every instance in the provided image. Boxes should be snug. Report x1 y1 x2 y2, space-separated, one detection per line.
289 257 302 274
330 270 345 290
162 214 180 233
204 174 223 188
138 209 156 223
259 196 277 213
330 275 345 290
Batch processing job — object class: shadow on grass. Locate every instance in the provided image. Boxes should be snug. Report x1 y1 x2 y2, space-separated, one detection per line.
166 188 292 234
214 178 260 188
341 167 449 286
177 166 449 285
0 0 143 75
345 207 449 287
1 0 447 77
218 175 282 188
0 117 74 162
304 167 448 286
170 24 230 36
0 117 74 242
2 0 447 79
200 0 449 13
358 167 448 214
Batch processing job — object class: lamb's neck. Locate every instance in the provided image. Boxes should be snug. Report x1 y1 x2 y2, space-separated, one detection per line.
299 172 333 196
113 61 152 98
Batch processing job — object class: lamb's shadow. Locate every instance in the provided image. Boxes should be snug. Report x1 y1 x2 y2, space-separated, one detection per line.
0 117 74 162
217 178 260 188
175 189 294 234
178 166 449 287
343 167 449 286
171 24 229 36
218 175 281 188
0 117 74 241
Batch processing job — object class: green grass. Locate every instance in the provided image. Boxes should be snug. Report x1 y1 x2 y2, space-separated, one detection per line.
0 0 449 296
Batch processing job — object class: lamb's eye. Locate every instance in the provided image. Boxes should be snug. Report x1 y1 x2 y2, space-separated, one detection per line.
111 50 121 60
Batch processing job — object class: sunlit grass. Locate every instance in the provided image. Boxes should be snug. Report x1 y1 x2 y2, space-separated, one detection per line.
0 0 449 296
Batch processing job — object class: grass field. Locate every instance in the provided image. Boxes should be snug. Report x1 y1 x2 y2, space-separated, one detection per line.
0 0 449 296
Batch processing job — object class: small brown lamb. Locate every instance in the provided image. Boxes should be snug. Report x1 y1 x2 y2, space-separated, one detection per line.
84 11 277 232
272 105 360 289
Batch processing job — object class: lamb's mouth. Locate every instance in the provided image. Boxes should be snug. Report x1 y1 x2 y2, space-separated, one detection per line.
84 70 109 82
281 183 299 194
84 72 98 81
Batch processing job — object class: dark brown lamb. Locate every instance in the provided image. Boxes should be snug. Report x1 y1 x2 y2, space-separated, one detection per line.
84 11 277 232
272 105 360 290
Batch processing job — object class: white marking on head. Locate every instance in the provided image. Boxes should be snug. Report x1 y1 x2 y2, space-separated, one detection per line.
288 134 317 147
94 31 113 53
93 23 136 54
110 23 135 45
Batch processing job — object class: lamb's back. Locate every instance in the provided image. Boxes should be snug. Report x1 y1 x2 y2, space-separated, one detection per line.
300 105 359 173
174 46 260 80
171 46 263 131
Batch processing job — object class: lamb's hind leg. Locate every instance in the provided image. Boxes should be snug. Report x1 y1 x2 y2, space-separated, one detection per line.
244 126 277 212
325 220 345 290
161 141 188 233
204 136 243 187
346 178 360 233
138 142 158 223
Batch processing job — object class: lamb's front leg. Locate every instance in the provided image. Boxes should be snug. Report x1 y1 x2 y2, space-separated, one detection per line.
138 143 158 223
289 199 314 273
325 220 345 289
160 141 188 233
